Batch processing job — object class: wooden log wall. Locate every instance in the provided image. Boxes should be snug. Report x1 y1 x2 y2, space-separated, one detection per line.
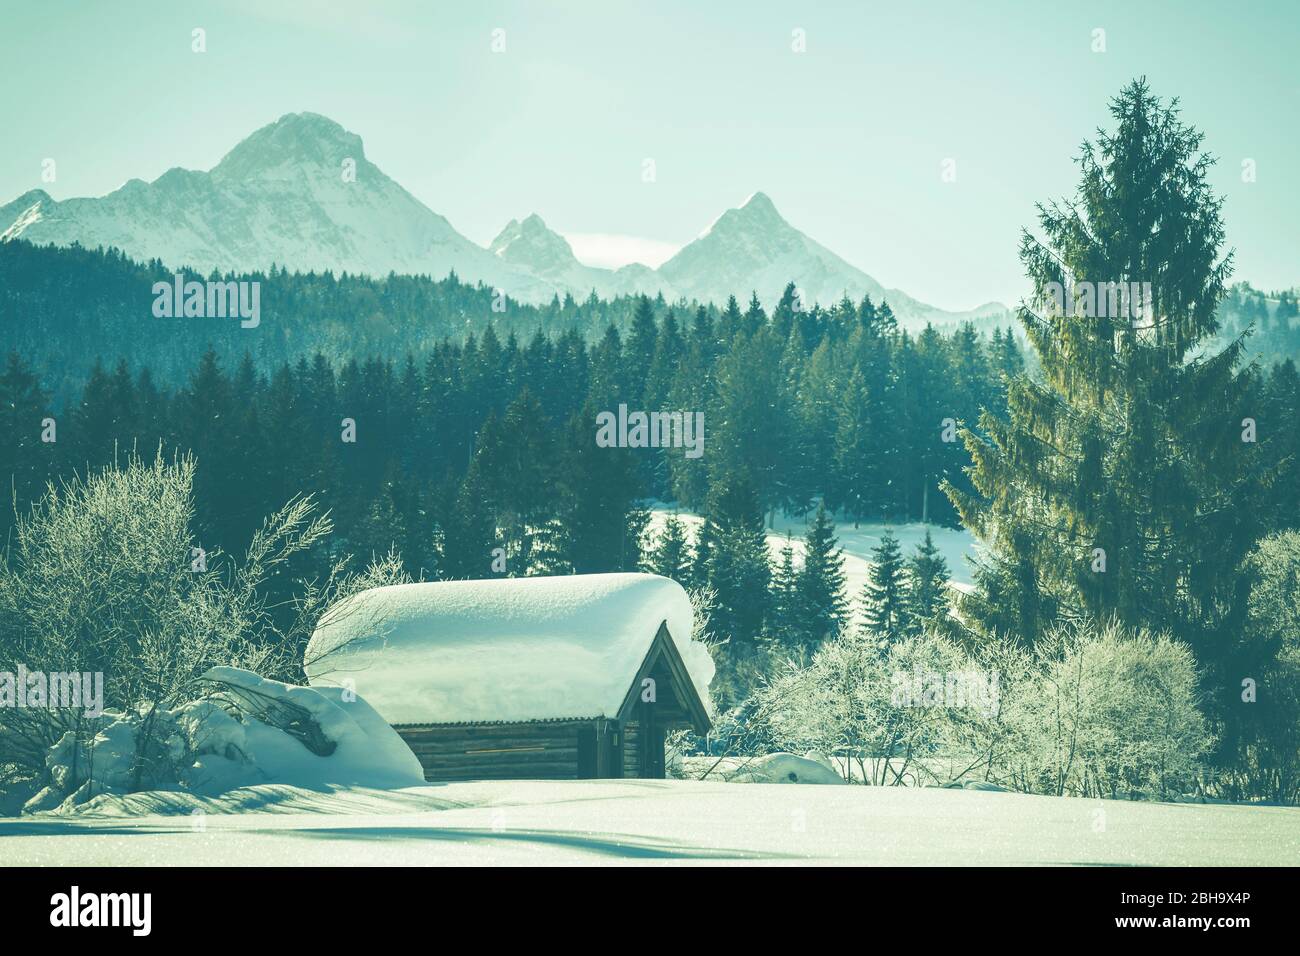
397 721 589 781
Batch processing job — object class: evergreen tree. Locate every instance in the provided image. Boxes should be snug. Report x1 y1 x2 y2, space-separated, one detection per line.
71 359 118 466
689 515 714 593
992 326 1025 389
718 295 744 341
905 529 951 634
830 366 872 523
778 325 817 514
857 294 877 332
794 502 848 647
701 476 771 647
741 292 767 338
1261 359 1300 530
876 299 899 336
440 456 498 579
642 309 684 497
944 80 1268 712
352 478 408 563
484 389 560 573
624 294 659 396
768 539 801 647
799 338 842 492
772 281 800 340
709 327 792 524
643 514 692 582
587 323 625 408
862 530 907 643
558 400 645 573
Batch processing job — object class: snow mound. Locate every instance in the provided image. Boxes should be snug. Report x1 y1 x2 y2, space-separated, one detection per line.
304 573 713 725
801 750 837 771
731 753 848 785
199 667 425 789
944 780 1012 792
25 668 423 813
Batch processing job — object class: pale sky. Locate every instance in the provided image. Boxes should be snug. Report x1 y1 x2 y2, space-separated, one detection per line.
1 0 1296 309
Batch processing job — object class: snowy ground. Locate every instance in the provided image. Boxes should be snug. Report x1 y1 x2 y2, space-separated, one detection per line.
647 508 980 624
4 780 1296 866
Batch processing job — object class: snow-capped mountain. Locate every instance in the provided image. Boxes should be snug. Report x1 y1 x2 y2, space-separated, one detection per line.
490 214 582 279
659 192 1004 327
0 112 553 301
488 213 678 302
0 112 1005 324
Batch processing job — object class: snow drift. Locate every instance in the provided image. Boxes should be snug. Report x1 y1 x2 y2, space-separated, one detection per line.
24 667 423 813
734 754 848 785
675 753 848 785
303 573 714 725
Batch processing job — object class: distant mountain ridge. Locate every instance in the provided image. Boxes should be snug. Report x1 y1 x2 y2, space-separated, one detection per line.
488 213 680 303
0 113 555 302
0 112 1006 328
657 191 1005 326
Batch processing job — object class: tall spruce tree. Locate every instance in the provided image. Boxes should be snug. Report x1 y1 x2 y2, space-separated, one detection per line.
905 529 951 634
862 530 908 643
944 80 1268 708
709 327 792 525
441 456 499 579
701 476 771 647
476 388 558 574
624 294 659 393
559 400 645 573
795 502 848 647
643 514 692 582
831 365 876 524
768 540 801 647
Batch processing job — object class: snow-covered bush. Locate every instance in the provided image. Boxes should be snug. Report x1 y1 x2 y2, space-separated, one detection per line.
1005 619 1211 800
939 635 1033 787
0 453 405 802
745 617 1209 799
753 629 979 785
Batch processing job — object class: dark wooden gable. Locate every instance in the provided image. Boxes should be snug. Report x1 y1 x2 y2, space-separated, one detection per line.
616 620 711 735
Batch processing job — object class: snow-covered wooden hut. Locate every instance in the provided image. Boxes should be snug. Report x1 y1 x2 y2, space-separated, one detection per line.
304 573 714 781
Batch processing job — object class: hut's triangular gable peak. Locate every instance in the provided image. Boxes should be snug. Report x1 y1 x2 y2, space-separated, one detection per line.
617 620 711 735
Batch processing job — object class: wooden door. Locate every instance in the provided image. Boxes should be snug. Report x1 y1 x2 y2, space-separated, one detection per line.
639 701 665 778
577 723 597 778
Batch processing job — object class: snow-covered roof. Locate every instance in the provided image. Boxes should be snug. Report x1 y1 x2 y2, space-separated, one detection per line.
304 573 714 726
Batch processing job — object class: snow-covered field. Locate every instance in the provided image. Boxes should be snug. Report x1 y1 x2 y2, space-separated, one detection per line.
647 509 980 623
4 780 1296 866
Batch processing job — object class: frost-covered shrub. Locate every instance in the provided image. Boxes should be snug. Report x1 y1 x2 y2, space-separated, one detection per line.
0 453 406 800
924 631 1032 787
747 617 1209 799
754 630 876 778
1006 619 1210 800
753 629 983 784
674 699 770 760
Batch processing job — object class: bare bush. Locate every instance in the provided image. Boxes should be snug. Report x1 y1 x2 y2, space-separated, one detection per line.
0 452 404 801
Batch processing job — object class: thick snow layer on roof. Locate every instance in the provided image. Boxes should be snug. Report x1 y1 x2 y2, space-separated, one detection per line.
303 573 713 726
